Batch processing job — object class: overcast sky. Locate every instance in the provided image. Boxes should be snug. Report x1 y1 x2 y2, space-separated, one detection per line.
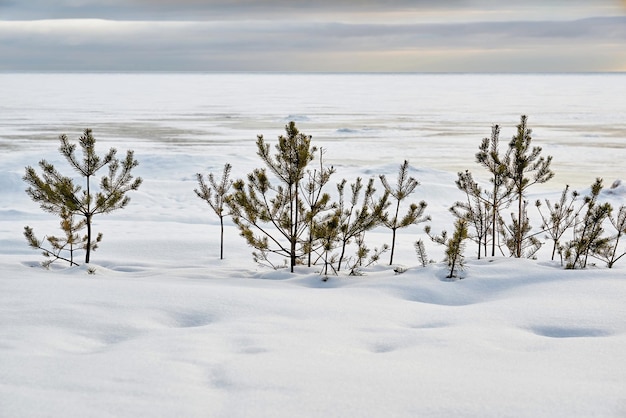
1 0 625 72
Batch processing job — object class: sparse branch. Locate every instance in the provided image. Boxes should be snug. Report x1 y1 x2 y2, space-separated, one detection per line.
196 163 233 259
380 160 429 265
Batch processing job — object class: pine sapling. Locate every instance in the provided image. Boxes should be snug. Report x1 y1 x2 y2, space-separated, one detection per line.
475 124 513 257
302 148 335 267
227 122 319 272
591 205 626 268
312 212 341 277
414 238 431 267
380 160 429 265
23 207 101 268
535 185 580 263
502 200 543 259
347 232 389 276
426 218 469 279
505 115 554 258
563 178 612 269
195 163 233 260
335 177 389 271
452 170 492 259
24 129 141 264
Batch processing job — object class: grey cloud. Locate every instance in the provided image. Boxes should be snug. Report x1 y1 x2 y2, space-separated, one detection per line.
1 16 624 72
6 0 619 21
2 0 466 20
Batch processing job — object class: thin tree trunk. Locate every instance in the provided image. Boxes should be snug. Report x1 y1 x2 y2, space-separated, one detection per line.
389 227 397 265
338 240 347 271
491 201 497 257
389 199 401 265
517 191 523 257
85 214 91 263
85 172 92 264
220 215 224 260
291 183 298 272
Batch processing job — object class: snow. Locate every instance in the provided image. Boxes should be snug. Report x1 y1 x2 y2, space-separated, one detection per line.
1 73 625 417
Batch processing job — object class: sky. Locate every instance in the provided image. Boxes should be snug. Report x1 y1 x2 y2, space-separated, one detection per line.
0 0 625 72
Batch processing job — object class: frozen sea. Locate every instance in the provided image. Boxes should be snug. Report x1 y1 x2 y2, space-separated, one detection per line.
1 73 625 188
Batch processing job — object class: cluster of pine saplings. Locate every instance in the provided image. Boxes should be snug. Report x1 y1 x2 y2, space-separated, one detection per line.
23 116 626 278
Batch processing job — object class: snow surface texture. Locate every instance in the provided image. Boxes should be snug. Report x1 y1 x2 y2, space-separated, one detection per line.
1 74 625 417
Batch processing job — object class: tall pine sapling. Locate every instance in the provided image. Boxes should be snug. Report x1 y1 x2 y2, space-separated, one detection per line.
24 129 142 263
380 160 429 265
195 163 233 260
227 122 318 272
505 115 554 258
475 124 513 257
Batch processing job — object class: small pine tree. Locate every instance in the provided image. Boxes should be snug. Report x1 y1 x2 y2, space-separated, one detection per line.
302 148 335 267
414 239 431 267
426 218 469 279
475 124 513 257
24 208 87 268
535 185 580 262
227 122 321 272
563 178 612 269
452 170 492 259
23 129 142 264
505 115 554 258
334 177 388 271
501 200 542 259
380 160 429 265
312 212 341 277
195 163 233 260
590 205 626 268
346 232 389 276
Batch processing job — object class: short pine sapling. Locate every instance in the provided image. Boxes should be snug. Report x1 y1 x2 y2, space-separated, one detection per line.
590 205 626 268
380 160 429 265
346 232 389 276
195 163 233 260
301 148 335 267
334 177 389 271
535 185 580 263
413 239 432 267
426 218 469 279
23 129 142 264
563 178 612 269
452 170 492 259
311 212 341 278
501 200 543 259
23 207 101 268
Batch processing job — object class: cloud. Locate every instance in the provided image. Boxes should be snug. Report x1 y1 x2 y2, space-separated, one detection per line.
3 0 622 20
1 16 624 72
2 0 465 20
1 0 624 71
